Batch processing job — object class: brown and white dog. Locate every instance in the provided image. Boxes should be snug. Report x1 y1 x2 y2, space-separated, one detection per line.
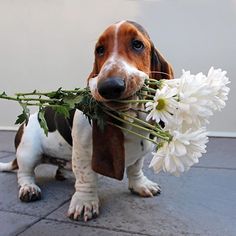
0 21 173 221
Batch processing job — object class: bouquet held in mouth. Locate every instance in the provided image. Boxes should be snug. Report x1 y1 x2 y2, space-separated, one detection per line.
0 67 230 177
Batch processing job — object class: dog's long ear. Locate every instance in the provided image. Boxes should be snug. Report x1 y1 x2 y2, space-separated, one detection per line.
150 45 174 80
87 61 125 180
92 120 125 180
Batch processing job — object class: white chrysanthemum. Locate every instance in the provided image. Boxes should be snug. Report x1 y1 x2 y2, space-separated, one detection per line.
145 86 178 125
146 67 229 176
163 68 230 129
174 71 212 128
149 128 209 176
206 67 230 111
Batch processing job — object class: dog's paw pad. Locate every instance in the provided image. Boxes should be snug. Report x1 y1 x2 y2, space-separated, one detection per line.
19 184 41 202
129 176 161 197
68 192 99 222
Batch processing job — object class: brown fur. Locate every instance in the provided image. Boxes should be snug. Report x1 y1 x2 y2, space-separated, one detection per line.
14 124 24 149
92 120 125 180
12 124 25 170
12 159 18 170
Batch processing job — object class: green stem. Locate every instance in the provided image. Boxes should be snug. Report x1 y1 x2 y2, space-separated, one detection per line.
0 95 18 102
145 81 160 85
0 94 59 103
110 99 152 104
137 92 154 98
103 105 168 137
21 97 59 103
107 121 158 145
15 89 86 97
105 110 170 141
116 111 164 134
129 108 149 114
145 78 162 84
141 87 157 93
16 92 51 96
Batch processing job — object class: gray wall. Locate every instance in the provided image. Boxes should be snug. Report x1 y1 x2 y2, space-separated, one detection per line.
0 0 235 135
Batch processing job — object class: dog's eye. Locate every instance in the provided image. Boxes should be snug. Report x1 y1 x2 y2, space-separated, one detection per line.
132 40 144 52
96 45 105 56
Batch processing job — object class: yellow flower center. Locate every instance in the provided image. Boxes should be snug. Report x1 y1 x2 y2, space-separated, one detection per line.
156 98 166 111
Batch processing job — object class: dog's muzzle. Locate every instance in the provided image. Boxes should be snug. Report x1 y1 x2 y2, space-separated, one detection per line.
97 76 125 100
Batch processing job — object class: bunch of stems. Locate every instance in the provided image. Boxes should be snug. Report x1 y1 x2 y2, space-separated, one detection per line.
0 79 172 144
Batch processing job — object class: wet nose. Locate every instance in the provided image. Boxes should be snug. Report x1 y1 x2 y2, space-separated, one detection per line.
98 77 125 99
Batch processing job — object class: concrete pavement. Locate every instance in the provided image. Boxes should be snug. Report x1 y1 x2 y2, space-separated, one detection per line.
0 131 235 236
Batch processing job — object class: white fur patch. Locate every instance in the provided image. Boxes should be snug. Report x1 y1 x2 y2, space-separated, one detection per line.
41 131 72 161
114 20 126 54
121 60 149 80
89 76 98 91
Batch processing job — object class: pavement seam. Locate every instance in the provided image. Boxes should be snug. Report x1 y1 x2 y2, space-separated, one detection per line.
1 208 198 236
15 198 71 236
38 217 155 236
1 202 153 236
45 217 199 236
0 206 152 236
192 166 236 170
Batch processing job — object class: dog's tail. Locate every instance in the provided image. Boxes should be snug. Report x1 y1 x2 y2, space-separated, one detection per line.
0 159 18 172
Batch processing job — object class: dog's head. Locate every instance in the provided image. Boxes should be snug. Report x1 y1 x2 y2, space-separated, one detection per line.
88 21 174 108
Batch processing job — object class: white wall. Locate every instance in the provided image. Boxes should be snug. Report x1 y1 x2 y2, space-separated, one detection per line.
0 0 235 135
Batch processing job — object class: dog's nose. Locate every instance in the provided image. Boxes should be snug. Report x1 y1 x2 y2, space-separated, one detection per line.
98 77 125 99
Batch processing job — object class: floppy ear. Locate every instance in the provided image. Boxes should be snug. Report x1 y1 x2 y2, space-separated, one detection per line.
87 61 125 180
150 45 174 80
92 120 125 180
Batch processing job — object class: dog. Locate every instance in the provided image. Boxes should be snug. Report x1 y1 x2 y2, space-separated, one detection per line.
0 20 173 221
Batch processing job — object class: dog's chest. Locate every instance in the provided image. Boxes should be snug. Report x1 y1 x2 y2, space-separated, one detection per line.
124 131 152 167
40 110 152 168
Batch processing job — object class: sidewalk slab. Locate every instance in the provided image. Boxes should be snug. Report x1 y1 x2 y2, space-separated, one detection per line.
0 132 236 236
18 219 141 236
0 156 74 217
0 131 15 153
47 166 236 236
195 137 236 169
0 210 39 236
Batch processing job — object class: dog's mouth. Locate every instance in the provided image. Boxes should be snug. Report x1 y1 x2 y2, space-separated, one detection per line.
101 93 140 112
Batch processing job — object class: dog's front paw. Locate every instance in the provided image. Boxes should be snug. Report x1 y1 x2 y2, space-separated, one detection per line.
129 176 161 197
68 192 99 222
19 184 41 202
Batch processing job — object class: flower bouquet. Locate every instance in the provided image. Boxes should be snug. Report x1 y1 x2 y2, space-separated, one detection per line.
0 67 230 176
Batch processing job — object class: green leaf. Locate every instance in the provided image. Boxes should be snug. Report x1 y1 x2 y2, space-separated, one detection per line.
0 91 7 97
15 113 28 125
63 95 84 109
15 103 30 125
47 87 64 99
38 109 49 136
52 105 70 118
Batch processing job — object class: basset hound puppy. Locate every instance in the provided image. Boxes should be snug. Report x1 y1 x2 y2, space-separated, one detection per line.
0 20 173 221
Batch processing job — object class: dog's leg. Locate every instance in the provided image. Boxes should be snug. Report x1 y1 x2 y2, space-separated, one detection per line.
127 157 161 197
55 167 74 181
17 152 42 202
68 111 99 222
68 156 99 221
16 114 43 202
